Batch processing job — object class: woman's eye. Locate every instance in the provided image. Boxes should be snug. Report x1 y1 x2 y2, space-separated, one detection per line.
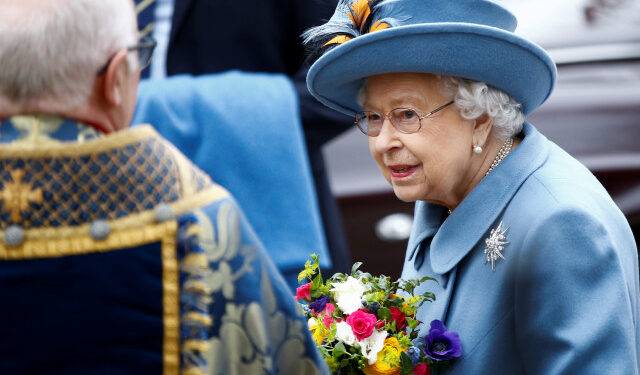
367 113 382 122
399 110 416 120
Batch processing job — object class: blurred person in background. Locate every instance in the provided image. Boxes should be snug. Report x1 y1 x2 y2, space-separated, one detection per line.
134 0 354 281
304 0 640 373
0 0 328 373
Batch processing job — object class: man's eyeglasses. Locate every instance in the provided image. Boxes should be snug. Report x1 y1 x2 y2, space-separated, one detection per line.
96 36 157 76
355 100 454 137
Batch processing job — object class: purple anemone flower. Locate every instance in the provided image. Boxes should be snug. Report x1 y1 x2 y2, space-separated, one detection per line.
309 295 331 313
423 320 462 361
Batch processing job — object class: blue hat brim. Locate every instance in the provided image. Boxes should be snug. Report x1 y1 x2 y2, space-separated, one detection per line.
307 23 556 116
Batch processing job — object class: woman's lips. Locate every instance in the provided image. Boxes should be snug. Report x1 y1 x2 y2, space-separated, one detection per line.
388 164 419 179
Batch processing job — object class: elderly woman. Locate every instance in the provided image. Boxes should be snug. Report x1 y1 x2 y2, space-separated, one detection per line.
304 0 640 373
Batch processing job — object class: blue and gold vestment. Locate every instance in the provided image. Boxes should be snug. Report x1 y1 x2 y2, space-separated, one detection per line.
0 115 328 375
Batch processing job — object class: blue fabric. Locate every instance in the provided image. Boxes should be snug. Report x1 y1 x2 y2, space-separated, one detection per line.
132 72 330 286
306 0 556 116
401 122 640 374
0 243 164 374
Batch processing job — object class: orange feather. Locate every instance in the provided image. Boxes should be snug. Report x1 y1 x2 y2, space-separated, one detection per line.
348 0 372 31
323 35 353 47
369 20 390 33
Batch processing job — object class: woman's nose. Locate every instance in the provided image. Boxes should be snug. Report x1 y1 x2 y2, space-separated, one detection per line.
373 119 401 154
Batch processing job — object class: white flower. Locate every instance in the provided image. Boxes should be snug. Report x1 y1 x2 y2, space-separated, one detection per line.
330 276 369 315
360 330 387 365
335 321 357 346
307 317 320 330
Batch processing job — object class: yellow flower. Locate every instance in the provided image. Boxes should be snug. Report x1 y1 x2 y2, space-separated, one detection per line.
307 317 327 345
362 337 406 375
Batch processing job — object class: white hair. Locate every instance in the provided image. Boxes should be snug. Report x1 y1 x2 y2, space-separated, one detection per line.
0 0 138 110
439 76 525 140
357 75 525 140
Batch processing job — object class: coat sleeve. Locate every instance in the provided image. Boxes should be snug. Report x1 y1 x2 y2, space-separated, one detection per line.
514 205 639 374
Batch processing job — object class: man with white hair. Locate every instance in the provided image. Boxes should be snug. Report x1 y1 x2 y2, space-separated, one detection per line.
0 1 327 374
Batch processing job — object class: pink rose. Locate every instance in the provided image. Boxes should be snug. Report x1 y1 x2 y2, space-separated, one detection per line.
414 363 430 375
322 314 334 328
346 309 377 341
389 307 407 330
296 282 311 301
325 302 336 315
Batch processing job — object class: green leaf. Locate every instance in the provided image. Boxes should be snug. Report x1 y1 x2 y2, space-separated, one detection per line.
298 254 322 283
360 272 373 280
377 307 391 321
297 268 313 284
406 316 419 329
311 270 323 289
420 292 436 304
419 276 437 283
350 262 363 275
399 352 414 375
307 261 326 298
318 345 330 358
333 341 347 359
377 276 389 289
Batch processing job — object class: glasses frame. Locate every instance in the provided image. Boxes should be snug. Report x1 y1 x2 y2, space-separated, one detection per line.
355 100 455 137
96 36 157 76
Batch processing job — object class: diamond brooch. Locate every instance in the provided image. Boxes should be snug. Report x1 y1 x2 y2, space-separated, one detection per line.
483 221 509 271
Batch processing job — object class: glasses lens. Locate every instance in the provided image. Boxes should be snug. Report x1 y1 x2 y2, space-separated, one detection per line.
360 111 384 136
391 108 420 133
355 112 369 135
138 48 153 70
136 37 156 71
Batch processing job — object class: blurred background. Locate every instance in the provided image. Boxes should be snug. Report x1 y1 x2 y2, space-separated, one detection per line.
322 0 640 278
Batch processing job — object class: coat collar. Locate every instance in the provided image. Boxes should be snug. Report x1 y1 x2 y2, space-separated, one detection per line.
407 122 550 274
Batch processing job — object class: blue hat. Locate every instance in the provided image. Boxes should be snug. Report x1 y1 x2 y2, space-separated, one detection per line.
305 0 556 116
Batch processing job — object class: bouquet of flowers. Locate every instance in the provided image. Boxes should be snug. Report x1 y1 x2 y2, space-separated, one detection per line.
296 255 462 375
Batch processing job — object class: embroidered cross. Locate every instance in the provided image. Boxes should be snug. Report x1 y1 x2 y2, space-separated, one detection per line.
0 169 43 223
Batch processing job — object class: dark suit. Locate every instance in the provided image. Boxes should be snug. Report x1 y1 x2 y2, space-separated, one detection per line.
165 0 352 275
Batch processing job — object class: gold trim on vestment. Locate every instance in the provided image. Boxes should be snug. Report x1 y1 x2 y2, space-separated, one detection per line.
161 224 180 375
0 220 181 375
0 185 230 244
0 124 158 158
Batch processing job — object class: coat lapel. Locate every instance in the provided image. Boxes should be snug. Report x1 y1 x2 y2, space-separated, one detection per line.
428 122 550 275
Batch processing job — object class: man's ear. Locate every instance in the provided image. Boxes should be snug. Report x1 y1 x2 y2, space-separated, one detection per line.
472 112 493 148
102 50 129 106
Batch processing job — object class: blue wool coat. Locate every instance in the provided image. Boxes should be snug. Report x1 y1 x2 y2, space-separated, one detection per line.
402 122 639 374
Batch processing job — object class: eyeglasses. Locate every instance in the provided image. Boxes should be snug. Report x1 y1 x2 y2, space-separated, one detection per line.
96 36 157 76
355 100 454 137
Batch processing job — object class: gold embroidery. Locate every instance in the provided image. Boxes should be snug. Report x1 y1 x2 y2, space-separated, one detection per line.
0 124 157 157
162 225 180 375
0 125 215 229
0 169 43 222
10 115 63 143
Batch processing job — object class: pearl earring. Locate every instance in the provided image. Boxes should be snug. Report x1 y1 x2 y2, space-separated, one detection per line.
473 145 483 154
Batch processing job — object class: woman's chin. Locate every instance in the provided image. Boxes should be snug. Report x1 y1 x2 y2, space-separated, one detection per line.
391 186 423 203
